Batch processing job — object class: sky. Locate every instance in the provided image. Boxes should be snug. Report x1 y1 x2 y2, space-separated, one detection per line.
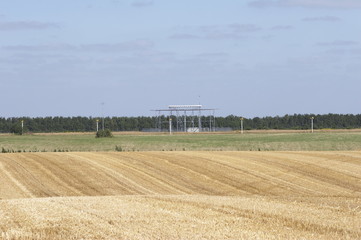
0 0 360 118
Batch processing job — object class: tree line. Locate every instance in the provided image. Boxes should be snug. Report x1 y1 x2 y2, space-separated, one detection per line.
1 114 360 134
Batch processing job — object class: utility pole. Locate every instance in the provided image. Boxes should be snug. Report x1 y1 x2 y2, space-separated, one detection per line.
311 117 314 133
169 117 172 135
96 119 99 132
240 117 244 134
21 120 24 135
101 102 105 131
184 113 187 132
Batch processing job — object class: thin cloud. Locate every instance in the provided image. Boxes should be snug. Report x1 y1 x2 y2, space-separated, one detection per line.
202 24 261 39
169 34 199 40
3 44 74 51
131 0 154 7
323 48 361 57
351 49 361 56
170 23 261 41
3 40 154 52
204 33 245 40
199 24 261 34
248 0 361 9
0 21 59 31
248 0 277 8
0 53 91 65
228 23 262 33
271 25 293 30
302 16 341 22
316 40 359 47
195 52 228 58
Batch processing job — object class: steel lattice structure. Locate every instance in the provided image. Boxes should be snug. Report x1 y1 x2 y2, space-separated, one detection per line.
152 105 216 132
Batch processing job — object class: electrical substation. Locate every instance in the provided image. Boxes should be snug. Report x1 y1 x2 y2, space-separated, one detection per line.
153 105 216 132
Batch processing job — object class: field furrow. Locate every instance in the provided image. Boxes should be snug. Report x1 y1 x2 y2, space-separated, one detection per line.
1 151 361 198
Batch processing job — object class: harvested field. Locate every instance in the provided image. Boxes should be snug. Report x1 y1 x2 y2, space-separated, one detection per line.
1 195 360 240
1 151 361 239
1 151 361 198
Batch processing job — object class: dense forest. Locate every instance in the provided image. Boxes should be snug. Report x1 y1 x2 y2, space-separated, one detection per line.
1 114 360 134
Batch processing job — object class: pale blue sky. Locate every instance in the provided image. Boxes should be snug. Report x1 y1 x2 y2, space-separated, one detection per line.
1 0 360 117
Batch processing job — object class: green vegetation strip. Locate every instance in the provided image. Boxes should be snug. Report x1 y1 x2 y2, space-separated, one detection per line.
1 132 361 152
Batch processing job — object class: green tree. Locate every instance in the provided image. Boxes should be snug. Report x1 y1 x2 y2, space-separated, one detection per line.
96 129 113 138
11 122 26 135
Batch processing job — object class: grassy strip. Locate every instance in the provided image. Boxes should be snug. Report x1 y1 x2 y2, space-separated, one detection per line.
1 131 361 152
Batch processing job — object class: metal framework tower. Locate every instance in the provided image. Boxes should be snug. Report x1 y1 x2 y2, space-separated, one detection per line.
153 105 216 132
